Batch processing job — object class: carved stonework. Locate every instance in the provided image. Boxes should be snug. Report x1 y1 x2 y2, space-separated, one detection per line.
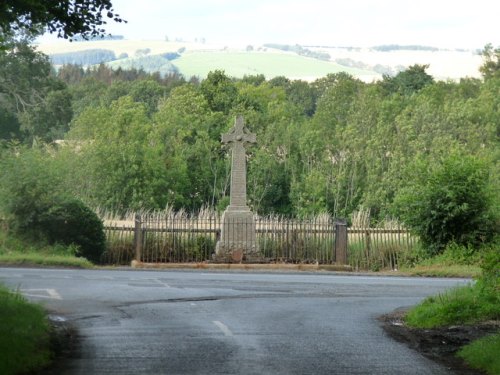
215 116 260 262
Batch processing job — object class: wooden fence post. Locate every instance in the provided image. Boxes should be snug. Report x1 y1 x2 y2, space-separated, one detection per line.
134 213 143 262
335 220 348 265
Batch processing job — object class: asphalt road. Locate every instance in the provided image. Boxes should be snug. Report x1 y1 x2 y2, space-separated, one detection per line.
0 267 470 375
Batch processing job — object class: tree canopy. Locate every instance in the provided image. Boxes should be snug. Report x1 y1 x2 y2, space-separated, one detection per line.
0 0 125 43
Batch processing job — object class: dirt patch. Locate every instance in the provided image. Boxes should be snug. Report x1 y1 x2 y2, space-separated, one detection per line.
379 307 499 374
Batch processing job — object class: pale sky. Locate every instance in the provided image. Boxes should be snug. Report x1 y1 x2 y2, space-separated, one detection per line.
46 0 500 49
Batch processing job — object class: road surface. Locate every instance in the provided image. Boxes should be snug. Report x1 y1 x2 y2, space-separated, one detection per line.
0 267 470 374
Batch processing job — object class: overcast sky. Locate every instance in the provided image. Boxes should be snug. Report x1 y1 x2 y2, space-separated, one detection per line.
51 0 500 48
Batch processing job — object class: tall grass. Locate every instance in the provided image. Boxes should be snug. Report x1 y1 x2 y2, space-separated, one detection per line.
0 284 51 375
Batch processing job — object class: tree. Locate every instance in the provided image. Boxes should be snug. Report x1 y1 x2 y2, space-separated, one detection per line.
152 85 226 210
381 64 434 96
67 96 160 210
0 0 125 43
0 41 72 143
200 70 237 114
286 80 316 116
0 42 53 112
394 153 496 255
479 43 500 79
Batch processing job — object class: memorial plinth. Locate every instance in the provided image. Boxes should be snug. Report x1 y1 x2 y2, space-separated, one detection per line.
215 116 260 262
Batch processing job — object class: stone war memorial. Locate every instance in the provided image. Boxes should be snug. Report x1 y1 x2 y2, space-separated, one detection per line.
215 115 261 263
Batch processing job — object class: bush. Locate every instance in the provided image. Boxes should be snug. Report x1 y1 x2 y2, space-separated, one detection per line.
394 153 496 255
38 199 106 263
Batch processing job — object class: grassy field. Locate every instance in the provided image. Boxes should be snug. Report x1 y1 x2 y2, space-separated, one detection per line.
172 51 378 81
0 284 51 375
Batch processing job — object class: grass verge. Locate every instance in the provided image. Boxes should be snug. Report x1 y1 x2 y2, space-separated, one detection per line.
405 283 499 328
398 264 481 278
457 333 500 375
0 252 93 268
0 284 51 375
404 244 499 375
0 231 93 268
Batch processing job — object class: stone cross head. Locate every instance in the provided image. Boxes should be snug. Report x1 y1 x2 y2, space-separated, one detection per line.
222 115 256 147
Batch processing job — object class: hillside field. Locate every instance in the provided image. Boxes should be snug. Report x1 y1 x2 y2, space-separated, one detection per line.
172 51 377 81
35 39 483 81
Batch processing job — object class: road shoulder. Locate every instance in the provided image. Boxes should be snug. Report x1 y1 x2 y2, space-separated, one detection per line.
379 308 499 375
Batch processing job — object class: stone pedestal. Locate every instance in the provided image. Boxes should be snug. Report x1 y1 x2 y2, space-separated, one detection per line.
215 207 260 262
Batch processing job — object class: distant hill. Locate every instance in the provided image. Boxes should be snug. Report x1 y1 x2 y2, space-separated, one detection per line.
107 55 179 76
36 39 483 81
50 49 117 65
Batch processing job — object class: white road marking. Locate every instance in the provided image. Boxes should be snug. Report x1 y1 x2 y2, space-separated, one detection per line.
213 320 233 337
155 279 172 288
21 288 62 300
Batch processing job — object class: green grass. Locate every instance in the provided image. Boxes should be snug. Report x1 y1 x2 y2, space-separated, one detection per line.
0 284 51 375
457 333 500 375
172 51 378 80
405 283 500 328
0 252 93 268
399 264 481 278
0 231 93 268
396 242 483 278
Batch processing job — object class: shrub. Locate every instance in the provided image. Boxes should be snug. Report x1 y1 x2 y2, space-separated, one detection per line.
38 199 106 263
394 153 496 255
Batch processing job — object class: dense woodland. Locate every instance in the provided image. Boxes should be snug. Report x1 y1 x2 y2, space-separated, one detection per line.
1 39 499 250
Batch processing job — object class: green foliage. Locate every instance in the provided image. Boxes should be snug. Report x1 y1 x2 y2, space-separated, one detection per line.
381 64 434 95
457 334 500 375
0 146 66 234
417 242 482 266
200 70 238 114
0 147 105 263
479 43 500 79
0 41 72 143
405 239 500 329
0 0 125 42
476 239 500 293
0 284 51 375
37 199 106 263
18 88 73 143
394 153 496 255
